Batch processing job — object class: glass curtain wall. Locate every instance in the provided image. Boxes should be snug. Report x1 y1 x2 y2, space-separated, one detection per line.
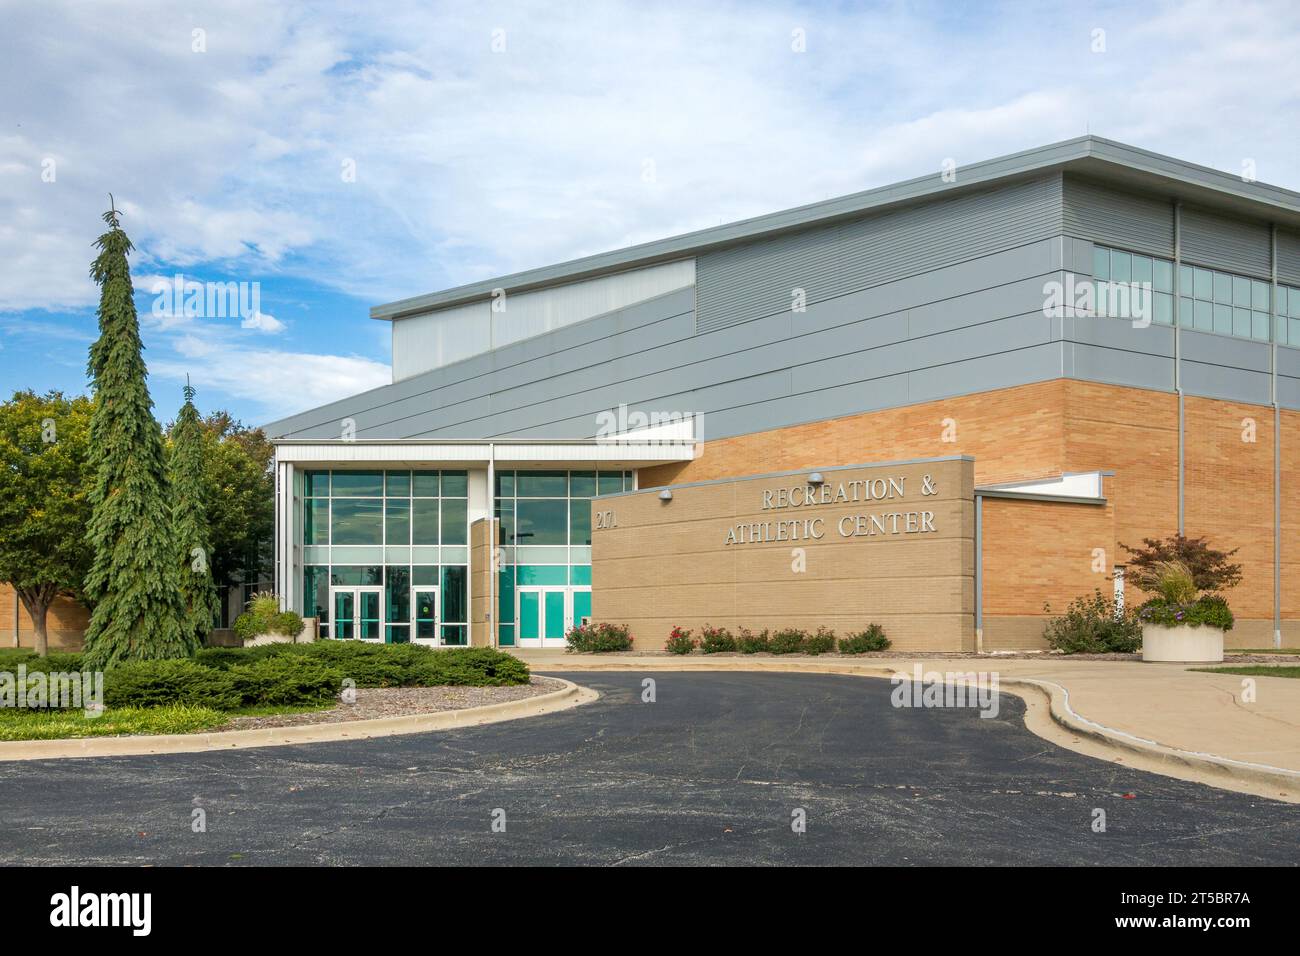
301 469 469 645
494 469 631 646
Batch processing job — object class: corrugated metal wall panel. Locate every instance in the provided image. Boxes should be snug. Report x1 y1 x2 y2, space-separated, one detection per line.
1277 229 1300 285
694 175 1064 335
1180 205 1271 278
1061 175 1174 257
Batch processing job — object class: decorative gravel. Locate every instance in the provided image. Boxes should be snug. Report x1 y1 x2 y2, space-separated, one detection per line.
217 676 566 731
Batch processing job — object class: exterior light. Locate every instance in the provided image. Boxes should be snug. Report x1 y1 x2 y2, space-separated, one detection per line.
658 489 673 501
807 472 825 485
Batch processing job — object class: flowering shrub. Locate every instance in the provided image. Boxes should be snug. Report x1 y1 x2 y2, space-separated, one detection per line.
767 629 807 654
839 624 891 653
1138 593 1234 631
699 625 737 654
665 626 696 655
565 621 633 653
736 628 769 654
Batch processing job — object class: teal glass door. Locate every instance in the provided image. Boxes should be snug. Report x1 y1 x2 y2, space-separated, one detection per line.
517 587 569 647
332 589 354 640
357 588 382 642
331 587 383 641
412 587 439 645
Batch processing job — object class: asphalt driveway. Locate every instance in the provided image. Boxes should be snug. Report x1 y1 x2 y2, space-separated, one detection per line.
0 671 1296 865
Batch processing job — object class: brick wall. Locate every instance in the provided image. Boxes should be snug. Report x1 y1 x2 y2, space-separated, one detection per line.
0 585 90 651
639 379 1295 650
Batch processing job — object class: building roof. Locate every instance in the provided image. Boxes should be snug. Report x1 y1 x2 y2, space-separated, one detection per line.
371 136 1300 322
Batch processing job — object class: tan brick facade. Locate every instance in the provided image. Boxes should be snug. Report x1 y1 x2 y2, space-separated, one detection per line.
639 379 1295 651
592 459 975 651
0 585 89 651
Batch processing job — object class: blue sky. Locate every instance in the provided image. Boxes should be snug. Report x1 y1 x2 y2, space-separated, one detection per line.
2 0 1299 426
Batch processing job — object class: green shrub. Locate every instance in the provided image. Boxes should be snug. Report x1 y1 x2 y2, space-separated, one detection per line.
274 611 306 638
1043 590 1143 654
768 629 806 655
803 627 836 655
227 656 342 706
1138 593 1235 631
736 628 769 654
699 625 737 654
665 626 695 655
408 647 531 686
104 659 241 710
565 622 633 653
839 624 891 653
194 645 290 670
19 652 88 673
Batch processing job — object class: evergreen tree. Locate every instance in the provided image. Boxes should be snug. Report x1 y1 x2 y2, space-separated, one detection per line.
82 201 195 668
169 380 219 645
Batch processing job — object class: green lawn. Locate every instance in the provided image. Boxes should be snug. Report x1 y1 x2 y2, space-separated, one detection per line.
1226 648 1300 655
1192 666 1300 680
0 701 332 741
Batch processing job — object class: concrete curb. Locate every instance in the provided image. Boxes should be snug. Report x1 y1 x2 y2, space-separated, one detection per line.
527 657 1300 803
0 678 598 762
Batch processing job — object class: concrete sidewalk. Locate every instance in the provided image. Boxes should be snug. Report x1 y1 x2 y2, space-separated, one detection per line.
511 650 1300 802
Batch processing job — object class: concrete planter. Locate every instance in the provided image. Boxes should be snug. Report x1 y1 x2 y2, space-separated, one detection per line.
1141 623 1224 663
243 618 317 648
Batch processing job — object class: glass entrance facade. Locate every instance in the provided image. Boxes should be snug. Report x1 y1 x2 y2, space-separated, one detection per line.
301 469 469 644
494 469 630 646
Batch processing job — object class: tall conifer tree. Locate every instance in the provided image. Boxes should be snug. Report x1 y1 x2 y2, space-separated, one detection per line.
82 201 195 667
170 380 219 644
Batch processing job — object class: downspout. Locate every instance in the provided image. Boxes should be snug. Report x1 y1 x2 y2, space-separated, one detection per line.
974 493 983 654
1272 226 1282 650
1174 201 1185 535
12 590 18 648
487 443 496 648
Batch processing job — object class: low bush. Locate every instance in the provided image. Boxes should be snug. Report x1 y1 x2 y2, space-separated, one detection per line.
407 647 530 686
1043 590 1143 654
0 650 87 671
104 659 242 710
839 624 891 654
665 626 696 655
767 629 806 655
699 625 737 654
736 628 769 654
565 621 633 653
1137 593 1235 631
803 627 837 655
198 642 530 687
227 655 343 706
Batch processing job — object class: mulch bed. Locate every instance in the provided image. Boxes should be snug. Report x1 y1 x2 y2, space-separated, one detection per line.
217 676 566 732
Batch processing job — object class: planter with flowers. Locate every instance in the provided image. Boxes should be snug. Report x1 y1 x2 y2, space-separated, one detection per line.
1133 560 1233 663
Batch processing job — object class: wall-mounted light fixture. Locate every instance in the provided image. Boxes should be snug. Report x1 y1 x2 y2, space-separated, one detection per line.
658 489 673 502
807 472 825 486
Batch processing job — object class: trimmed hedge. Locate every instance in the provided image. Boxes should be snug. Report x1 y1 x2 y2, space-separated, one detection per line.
104 659 242 710
227 656 342 706
198 642 530 688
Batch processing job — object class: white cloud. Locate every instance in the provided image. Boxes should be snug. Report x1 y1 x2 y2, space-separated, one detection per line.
5 0 1299 317
240 311 285 333
151 347 390 416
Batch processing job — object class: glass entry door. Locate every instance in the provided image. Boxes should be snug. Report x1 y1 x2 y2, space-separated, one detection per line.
331 586 383 641
412 587 440 646
517 586 570 648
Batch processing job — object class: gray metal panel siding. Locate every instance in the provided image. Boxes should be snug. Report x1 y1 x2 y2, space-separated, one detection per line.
1278 229 1300 285
1180 205 1271 278
1061 175 1174 257
694 175 1064 334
